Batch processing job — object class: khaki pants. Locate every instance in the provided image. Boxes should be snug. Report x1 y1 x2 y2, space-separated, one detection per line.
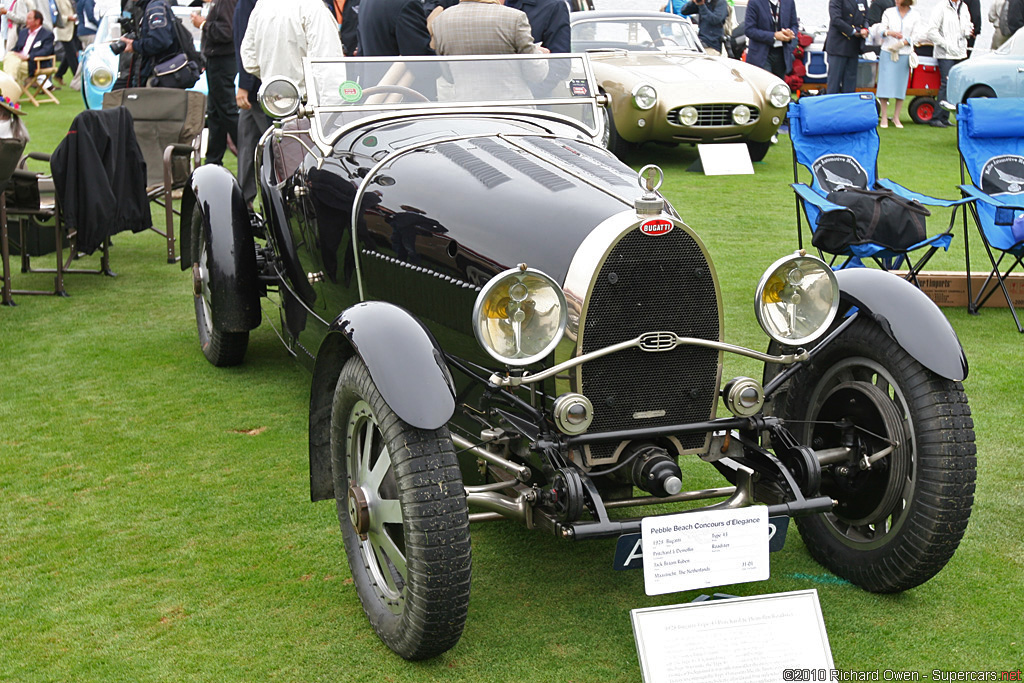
3 53 29 82
704 46 721 56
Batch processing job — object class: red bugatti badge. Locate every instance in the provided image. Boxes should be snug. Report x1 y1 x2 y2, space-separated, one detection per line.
639 219 673 236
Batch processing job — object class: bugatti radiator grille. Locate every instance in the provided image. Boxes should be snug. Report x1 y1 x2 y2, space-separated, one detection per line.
576 227 721 462
666 104 761 127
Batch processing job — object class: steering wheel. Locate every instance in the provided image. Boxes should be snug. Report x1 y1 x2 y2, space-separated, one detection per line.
358 85 430 103
653 37 680 47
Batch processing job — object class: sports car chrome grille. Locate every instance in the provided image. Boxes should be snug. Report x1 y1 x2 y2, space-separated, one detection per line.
666 104 761 127
577 228 721 462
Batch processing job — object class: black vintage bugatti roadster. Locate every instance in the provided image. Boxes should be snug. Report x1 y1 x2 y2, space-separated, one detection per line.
182 55 976 660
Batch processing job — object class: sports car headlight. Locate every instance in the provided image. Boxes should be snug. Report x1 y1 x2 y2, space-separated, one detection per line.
767 83 791 108
678 106 698 126
732 104 752 125
473 266 567 366
259 77 301 119
632 84 657 110
755 254 839 346
90 67 113 88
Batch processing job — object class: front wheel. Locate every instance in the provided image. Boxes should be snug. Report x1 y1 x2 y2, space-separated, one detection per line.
331 356 471 660
601 104 633 159
746 139 772 163
965 85 996 100
768 317 976 592
191 205 250 366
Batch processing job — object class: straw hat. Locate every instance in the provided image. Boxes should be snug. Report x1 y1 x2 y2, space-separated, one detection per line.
0 71 24 117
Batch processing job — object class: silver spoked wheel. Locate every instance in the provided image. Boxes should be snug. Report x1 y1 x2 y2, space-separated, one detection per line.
345 399 407 614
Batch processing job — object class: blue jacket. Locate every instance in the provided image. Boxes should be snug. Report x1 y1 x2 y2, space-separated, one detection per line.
666 0 728 52
745 0 799 72
13 26 55 75
505 0 570 53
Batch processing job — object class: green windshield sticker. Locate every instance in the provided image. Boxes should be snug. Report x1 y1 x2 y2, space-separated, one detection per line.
339 81 363 102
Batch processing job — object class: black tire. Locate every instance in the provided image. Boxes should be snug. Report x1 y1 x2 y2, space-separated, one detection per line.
331 356 471 660
965 85 996 100
767 317 976 593
601 104 633 159
747 139 772 163
908 96 936 124
191 205 250 367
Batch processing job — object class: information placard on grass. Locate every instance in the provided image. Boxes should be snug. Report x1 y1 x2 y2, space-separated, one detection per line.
641 507 768 596
631 590 834 683
697 142 755 175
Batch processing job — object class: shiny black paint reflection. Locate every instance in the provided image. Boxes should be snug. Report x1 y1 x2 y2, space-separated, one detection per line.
836 268 968 381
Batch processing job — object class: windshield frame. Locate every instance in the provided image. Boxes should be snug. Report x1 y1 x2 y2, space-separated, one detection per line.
300 54 604 151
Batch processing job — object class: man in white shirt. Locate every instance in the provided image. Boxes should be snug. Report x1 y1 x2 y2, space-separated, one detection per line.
925 0 973 127
240 0 342 97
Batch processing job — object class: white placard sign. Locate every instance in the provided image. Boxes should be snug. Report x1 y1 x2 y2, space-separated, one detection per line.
631 590 834 683
697 142 755 176
642 507 768 596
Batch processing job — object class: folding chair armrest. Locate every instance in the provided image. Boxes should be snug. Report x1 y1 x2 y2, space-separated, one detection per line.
792 182 846 212
958 184 1024 210
876 177 970 208
11 168 37 181
165 143 196 157
24 151 51 163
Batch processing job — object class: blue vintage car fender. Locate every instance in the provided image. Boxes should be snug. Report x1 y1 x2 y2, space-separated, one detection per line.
180 164 260 333
307 301 457 502
836 268 968 381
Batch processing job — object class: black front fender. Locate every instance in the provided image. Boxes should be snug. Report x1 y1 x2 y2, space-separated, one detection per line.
307 301 457 502
181 165 260 333
836 268 968 381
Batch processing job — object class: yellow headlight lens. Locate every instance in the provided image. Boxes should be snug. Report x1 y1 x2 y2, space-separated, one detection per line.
91 68 113 88
473 267 567 366
755 254 839 345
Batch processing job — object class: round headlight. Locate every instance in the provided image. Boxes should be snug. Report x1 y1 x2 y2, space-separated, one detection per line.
678 106 698 126
259 77 301 119
473 266 567 366
768 82 792 109
90 67 113 88
755 254 840 346
632 84 657 110
732 104 752 125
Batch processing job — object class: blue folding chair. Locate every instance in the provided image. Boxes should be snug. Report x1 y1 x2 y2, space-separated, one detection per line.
957 97 1024 333
790 92 965 283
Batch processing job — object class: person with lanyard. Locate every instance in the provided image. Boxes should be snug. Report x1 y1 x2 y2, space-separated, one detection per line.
744 0 798 80
872 0 920 128
825 0 869 94
924 0 972 128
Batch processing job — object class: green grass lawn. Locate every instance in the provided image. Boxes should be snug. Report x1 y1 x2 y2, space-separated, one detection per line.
1 96 1022 681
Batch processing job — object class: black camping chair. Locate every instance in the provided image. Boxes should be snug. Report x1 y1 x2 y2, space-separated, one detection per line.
103 87 206 263
1 137 114 306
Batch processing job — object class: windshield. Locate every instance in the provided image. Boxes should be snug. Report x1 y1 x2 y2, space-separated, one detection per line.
304 55 601 145
570 17 703 53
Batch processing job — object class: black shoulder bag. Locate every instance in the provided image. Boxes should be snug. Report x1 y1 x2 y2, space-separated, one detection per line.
813 186 930 253
151 5 202 89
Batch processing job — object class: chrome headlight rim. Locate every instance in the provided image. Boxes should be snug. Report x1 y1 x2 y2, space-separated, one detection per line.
732 104 752 125
632 83 657 111
755 253 840 346
767 82 792 109
678 105 699 126
473 266 568 367
90 66 114 88
258 77 302 119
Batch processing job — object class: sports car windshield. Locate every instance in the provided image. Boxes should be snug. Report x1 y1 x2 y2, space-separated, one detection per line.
304 55 601 142
570 17 703 53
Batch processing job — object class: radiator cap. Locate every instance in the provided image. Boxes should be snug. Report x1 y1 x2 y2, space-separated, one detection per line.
635 165 665 216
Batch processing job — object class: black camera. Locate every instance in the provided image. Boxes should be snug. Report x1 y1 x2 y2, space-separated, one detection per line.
109 16 135 54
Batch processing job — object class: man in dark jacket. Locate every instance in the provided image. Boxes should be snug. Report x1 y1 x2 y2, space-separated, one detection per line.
116 0 179 87
505 0 570 53
193 0 238 166
232 0 268 205
358 0 431 56
867 0 894 26
745 0 799 79
825 0 869 94
1008 0 1024 36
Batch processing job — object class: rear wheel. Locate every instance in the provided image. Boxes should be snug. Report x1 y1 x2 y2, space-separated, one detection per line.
331 356 471 660
191 205 249 366
908 96 936 124
768 318 976 592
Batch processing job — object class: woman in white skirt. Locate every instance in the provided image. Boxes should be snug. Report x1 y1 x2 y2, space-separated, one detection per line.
873 0 921 128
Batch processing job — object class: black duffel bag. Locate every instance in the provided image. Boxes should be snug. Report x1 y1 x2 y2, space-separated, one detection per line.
813 186 930 253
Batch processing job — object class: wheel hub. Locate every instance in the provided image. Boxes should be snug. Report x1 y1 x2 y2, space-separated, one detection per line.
192 262 203 297
348 484 370 539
